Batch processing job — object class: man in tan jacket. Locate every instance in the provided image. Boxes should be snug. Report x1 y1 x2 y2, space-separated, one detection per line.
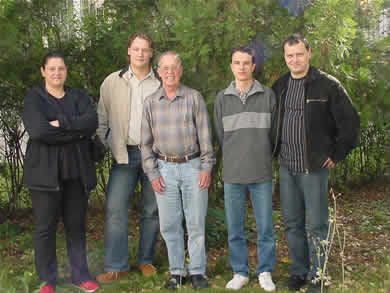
96 32 160 283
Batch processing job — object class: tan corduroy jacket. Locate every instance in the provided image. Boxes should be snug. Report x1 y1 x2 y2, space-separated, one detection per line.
97 67 160 164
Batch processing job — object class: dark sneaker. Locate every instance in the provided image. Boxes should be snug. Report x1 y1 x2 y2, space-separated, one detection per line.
307 281 327 293
190 274 208 290
285 274 306 291
165 275 186 290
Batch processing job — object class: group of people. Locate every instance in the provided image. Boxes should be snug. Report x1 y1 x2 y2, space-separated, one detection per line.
22 32 360 293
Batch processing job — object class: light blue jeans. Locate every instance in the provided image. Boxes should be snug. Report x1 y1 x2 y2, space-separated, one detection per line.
224 182 275 277
104 146 159 272
155 157 208 276
279 166 329 279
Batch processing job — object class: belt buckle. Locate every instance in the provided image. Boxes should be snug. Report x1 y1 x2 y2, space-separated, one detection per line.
175 155 181 163
160 154 190 163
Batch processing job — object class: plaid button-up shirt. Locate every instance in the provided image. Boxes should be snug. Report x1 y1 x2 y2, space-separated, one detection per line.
141 84 215 181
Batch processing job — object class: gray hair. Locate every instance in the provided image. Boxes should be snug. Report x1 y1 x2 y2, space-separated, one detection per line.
158 51 182 67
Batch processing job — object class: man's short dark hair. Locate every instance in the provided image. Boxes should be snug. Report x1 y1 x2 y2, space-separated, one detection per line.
282 33 310 52
231 45 255 64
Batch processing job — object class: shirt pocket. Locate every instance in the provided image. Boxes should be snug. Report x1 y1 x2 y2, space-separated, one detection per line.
182 98 194 122
306 97 330 124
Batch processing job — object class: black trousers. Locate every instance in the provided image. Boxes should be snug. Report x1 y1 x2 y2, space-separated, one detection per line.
30 179 92 286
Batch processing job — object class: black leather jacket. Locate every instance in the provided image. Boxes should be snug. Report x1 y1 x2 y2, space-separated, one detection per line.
23 86 98 192
271 67 360 172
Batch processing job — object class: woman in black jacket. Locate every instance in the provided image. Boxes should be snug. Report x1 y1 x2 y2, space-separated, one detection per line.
23 52 99 293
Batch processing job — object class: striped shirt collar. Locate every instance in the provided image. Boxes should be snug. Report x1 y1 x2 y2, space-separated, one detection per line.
157 83 185 101
224 79 264 97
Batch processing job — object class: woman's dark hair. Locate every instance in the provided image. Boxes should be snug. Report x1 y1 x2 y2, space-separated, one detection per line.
41 52 66 69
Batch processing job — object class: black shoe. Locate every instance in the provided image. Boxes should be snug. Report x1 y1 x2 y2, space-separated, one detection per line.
190 274 208 290
165 275 186 290
285 274 306 291
307 281 327 293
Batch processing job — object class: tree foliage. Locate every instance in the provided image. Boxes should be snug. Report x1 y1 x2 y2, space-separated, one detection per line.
0 0 389 216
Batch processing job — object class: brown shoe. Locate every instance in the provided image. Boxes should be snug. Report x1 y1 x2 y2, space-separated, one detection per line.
96 271 129 283
138 264 157 277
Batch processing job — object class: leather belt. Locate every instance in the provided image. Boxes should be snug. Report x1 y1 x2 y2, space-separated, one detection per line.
157 152 200 163
127 145 140 150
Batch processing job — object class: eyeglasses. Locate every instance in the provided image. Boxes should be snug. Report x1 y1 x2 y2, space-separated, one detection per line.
159 65 181 72
130 47 152 54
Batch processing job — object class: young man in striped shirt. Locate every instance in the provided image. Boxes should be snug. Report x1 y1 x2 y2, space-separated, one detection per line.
214 45 276 292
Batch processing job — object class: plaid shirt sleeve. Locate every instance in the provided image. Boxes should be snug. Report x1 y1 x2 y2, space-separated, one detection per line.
140 98 160 181
194 92 216 172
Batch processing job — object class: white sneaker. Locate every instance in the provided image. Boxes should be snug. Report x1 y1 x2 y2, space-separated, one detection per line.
226 274 249 290
259 272 276 292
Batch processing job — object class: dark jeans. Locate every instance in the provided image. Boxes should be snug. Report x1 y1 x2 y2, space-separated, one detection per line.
31 179 91 286
279 166 329 279
104 146 159 272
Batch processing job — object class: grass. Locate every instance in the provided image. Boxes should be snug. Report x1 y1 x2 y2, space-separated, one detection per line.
360 199 390 233
0 184 389 292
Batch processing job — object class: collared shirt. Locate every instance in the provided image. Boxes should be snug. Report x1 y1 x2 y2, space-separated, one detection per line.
128 66 159 145
141 84 215 181
229 81 254 105
279 77 306 173
214 79 275 184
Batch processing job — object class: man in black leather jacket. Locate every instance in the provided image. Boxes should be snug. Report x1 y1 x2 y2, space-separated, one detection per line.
271 33 360 293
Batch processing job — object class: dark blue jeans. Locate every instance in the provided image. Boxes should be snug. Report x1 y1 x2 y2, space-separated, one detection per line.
104 146 159 272
224 182 275 277
279 166 329 279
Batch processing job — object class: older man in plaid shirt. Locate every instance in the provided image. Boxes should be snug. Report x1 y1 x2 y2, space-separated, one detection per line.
141 51 215 291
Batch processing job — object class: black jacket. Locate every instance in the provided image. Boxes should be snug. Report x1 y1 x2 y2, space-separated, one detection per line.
23 86 98 192
271 67 360 172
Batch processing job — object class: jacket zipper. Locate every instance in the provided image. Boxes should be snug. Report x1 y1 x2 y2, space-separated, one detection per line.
306 98 328 103
24 184 60 192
